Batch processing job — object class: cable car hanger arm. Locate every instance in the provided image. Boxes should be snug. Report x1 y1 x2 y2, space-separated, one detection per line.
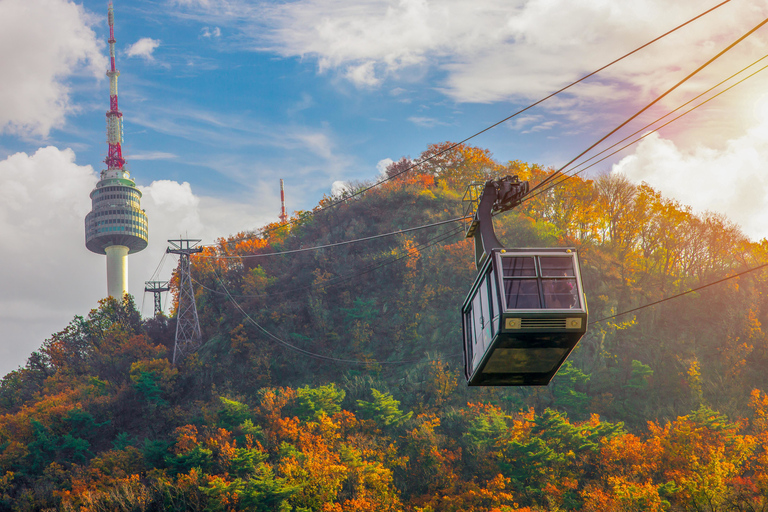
468 175 529 269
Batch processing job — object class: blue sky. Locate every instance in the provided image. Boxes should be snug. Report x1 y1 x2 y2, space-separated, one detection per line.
2 0 768 375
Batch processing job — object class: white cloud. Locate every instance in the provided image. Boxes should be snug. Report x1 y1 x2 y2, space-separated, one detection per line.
331 180 349 196
175 0 768 117
0 0 105 136
376 158 394 177
344 61 380 87
252 0 768 102
129 151 178 160
126 38 161 61
0 146 276 377
612 98 768 241
408 116 448 128
201 26 222 38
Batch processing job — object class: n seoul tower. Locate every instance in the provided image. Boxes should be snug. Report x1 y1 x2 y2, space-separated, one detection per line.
84 2 148 299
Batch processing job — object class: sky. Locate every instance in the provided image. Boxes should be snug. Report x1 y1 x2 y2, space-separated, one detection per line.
2 0 768 376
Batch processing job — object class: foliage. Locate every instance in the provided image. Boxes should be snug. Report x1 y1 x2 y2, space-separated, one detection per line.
3 141 768 510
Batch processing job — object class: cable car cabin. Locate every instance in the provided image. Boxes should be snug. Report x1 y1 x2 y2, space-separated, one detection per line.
462 247 588 386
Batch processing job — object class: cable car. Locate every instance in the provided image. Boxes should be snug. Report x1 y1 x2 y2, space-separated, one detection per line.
462 177 588 386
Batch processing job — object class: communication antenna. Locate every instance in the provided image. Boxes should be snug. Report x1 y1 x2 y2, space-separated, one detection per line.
144 280 170 316
279 179 288 224
167 239 203 364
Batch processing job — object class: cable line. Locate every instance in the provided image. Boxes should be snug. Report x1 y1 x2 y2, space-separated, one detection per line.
525 57 768 201
555 53 768 180
191 52 768 292
200 215 469 259
210 269 421 365
214 1 732 248
310 0 735 212
195 226 465 299
589 262 768 326
528 13 768 196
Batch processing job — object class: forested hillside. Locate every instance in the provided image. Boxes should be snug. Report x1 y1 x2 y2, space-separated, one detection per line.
2 142 768 511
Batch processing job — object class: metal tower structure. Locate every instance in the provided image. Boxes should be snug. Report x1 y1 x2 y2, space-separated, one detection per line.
85 1 148 299
279 179 288 224
144 280 170 316
168 239 203 364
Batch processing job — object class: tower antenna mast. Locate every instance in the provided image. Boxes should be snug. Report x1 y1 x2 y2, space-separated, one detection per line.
279 179 288 224
105 0 125 171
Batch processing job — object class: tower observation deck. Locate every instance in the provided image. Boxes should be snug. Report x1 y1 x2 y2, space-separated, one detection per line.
85 1 148 299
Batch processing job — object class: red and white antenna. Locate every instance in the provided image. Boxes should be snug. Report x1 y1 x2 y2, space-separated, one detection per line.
279 179 288 223
105 1 125 170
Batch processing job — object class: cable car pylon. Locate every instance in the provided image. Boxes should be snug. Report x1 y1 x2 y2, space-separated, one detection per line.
167 239 204 365
144 280 170 316
462 176 588 386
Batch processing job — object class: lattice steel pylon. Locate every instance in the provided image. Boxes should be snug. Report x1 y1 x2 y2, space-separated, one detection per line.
167 239 203 364
144 280 170 316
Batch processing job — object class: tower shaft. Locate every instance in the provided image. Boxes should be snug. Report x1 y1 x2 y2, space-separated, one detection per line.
105 245 129 298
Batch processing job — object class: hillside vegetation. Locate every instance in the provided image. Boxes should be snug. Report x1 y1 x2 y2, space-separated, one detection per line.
2 142 768 511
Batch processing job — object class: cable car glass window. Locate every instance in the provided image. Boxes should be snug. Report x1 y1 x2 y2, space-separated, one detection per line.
472 279 491 348
540 257 579 309
540 257 575 277
464 310 474 367
541 278 578 308
504 279 540 309
502 257 536 277
472 293 483 348
489 270 499 336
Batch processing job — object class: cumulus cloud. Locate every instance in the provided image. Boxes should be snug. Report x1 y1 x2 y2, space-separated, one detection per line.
0 0 105 136
201 26 221 38
331 180 349 197
612 98 768 241
126 38 161 60
250 0 768 105
376 158 394 177
0 146 275 376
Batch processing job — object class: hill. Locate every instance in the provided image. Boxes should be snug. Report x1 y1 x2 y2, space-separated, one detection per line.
2 142 768 511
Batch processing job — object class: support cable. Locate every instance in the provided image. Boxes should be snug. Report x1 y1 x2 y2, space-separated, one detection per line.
307 0 736 215
553 53 768 180
528 14 768 195
214 1 733 247
200 215 469 259
524 57 768 201
589 262 768 325
210 268 422 365
195 226 464 299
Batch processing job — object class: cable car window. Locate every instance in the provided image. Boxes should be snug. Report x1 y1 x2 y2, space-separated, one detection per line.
471 274 493 356
489 270 499 336
504 279 540 309
472 290 484 347
464 310 473 365
502 257 536 276
542 278 578 308
540 257 578 308
540 257 575 277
